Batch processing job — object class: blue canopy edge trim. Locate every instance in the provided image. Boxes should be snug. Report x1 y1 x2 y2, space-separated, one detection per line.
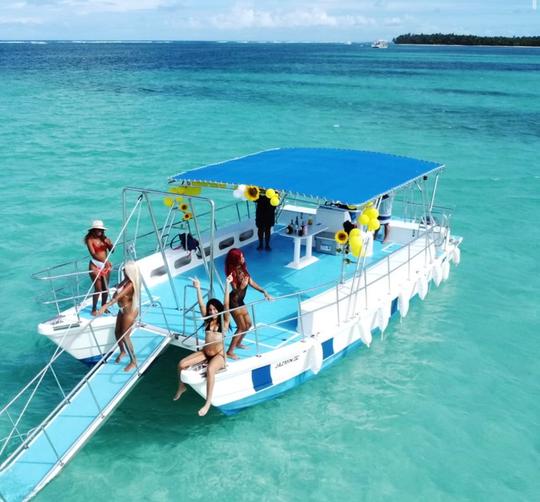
169 148 444 205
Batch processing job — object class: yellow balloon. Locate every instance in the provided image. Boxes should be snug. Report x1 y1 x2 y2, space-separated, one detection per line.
266 188 276 199
359 214 370 226
270 196 280 207
368 219 381 232
349 228 361 238
365 207 379 219
163 197 174 208
349 236 363 257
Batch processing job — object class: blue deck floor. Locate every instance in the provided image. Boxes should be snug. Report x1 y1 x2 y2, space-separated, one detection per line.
0 328 169 502
75 235 401 359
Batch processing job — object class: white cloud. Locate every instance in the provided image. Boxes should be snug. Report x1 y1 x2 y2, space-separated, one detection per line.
209 5 375 29
0 15 42 25
59 0 175 13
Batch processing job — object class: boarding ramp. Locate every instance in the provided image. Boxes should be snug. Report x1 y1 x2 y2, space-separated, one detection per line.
0 327 171 502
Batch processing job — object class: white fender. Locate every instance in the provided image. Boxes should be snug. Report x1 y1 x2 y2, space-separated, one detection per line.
452 246 461 265
417 273 428 300
432 261 443 287
376 302 390 334
398 282 412 318
358 318 372 347
308 339 323 375
442 260 450 281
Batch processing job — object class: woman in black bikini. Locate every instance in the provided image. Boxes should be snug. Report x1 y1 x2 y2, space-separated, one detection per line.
173 274 232 416
225 248 272 359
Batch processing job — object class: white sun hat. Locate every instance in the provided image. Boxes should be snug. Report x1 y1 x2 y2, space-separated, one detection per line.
89 219 107 231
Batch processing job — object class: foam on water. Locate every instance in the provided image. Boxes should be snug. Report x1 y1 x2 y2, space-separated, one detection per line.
0 42 538 500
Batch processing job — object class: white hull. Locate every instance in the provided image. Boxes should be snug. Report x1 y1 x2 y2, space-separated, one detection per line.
182 235 461 414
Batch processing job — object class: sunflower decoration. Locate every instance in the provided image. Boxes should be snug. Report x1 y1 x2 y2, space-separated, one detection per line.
183 212 193 221
179 202 189 212
244 185 260 202
335 230 349 245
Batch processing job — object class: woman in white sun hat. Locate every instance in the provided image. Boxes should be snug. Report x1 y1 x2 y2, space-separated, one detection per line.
84 220 113 316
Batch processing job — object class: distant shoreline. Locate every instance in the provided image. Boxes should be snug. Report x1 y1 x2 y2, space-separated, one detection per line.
394 33 540 47
398 43 540 48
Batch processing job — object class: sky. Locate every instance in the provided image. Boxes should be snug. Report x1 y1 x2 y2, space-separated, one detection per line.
0 0 538 41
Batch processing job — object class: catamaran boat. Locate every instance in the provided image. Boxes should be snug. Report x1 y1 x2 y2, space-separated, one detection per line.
0 148 462 501
371 40 389 49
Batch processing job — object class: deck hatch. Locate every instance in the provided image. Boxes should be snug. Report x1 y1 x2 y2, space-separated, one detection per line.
251 365 272 392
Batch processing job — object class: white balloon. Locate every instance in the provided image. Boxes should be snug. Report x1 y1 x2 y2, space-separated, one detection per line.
237 184 246 192
233 189 242 199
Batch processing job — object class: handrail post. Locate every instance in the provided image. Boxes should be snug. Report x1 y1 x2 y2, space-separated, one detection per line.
49 364 67 401
407 242 411 280
250 305 260 356
42 427 63 464
297 295 305 340
335 285 341 327
86 381 103 417
144 192 181 310
88 323 104 357
387 255 391 294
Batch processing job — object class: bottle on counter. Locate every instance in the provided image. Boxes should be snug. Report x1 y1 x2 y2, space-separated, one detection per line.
287 219 294 234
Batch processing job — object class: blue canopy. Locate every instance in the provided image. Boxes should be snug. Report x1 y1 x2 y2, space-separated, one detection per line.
170 148 443 205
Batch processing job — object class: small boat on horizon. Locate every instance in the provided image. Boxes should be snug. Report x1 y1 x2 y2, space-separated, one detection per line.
0 148 462 501
371 39 389 49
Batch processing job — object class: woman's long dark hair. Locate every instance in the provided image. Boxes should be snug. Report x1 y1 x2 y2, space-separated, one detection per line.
205 298 225 332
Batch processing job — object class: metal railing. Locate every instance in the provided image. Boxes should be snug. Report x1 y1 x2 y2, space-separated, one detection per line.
178 224 448 361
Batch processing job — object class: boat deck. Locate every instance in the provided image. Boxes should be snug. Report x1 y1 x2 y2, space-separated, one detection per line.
78 233 405 360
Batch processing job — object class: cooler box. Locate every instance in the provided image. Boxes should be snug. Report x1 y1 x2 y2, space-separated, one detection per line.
315 231 338 255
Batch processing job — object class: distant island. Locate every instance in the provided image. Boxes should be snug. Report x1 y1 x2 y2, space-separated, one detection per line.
393 33 540 47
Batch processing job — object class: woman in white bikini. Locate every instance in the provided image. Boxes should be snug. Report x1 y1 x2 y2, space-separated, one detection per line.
173 274 232 416
85 220 113 316
98 261 141 372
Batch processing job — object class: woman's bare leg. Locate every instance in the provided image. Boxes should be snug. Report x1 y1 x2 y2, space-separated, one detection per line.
114 315 126 363
173 351 207 400
199 354 225 417
237 312 252 349
120 310 138 372
101 275 110 311
227 309 246 359
89 267 101 315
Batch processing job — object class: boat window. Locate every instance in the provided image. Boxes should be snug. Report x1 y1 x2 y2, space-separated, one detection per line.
218 236 234 250
151 266 167 277
239 229 254 242
174 254 191 268
196 246 211 259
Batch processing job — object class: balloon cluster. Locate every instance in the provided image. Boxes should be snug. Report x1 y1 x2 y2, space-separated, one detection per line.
233 185 280 207
348 228 363 257
358 203 380 232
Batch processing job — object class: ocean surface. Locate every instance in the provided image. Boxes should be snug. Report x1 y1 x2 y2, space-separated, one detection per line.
0 42 539 501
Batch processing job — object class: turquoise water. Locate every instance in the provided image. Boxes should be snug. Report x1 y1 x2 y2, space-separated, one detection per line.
0 42 539 500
